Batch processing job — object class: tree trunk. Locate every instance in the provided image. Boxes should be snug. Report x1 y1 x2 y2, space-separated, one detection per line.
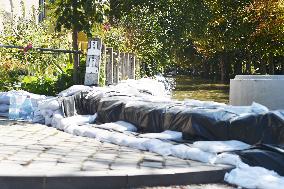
245 53 251 74
220 55 225 83
72 28 79 84
268 56 275 75
259 55 266 74
282 61 284 74
220 53 230 83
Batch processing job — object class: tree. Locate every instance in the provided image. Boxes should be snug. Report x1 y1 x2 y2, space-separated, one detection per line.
110 0 284 80
49 0 109 83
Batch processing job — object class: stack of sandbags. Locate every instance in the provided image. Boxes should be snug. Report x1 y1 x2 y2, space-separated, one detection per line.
0 90 46 121
37 97 61 125
0 92 10 117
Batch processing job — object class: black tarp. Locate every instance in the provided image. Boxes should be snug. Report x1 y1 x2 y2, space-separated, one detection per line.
60 90 284 177
61 91 284 145
232 144 284 176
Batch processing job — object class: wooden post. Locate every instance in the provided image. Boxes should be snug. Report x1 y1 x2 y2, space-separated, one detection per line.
84 38 102 86
101 44 107 86
113 51 120 84
124 53 130 79
106 47 114 85
129 53 135 79
135 57 140 79
120 53 125 80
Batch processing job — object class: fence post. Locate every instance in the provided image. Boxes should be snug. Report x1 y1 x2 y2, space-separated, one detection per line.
129 53 135 79
135 57 140 79
101 44 107 86
106 47 114 85
124 53 130 79
113 50 120 84
120 53 125 80
84 38 102 86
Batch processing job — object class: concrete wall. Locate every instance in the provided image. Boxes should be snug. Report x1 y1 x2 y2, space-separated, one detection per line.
230 75 284 110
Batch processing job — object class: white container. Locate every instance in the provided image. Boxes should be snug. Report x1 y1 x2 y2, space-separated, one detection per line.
230 75 284 110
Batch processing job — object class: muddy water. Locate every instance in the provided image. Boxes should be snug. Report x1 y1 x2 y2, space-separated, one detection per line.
171 76 229 103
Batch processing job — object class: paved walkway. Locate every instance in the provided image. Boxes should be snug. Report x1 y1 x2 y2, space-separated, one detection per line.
0 118 232 189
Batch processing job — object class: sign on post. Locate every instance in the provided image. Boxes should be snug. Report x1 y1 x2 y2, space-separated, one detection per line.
106 47 114 85
84 38 102 86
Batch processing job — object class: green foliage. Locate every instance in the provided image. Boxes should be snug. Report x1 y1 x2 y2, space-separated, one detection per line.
0 8 75 95
110 0 284 80
49 0 110 37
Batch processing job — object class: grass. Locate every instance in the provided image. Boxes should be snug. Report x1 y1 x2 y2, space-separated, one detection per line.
171 76 229 103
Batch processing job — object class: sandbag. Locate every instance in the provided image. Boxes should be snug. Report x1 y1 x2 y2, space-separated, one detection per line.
0 104 9 113
38 98 60 111
0 93 10 105
58 85 93 97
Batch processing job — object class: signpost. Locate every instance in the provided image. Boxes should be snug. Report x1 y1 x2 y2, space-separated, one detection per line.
84 38 102 86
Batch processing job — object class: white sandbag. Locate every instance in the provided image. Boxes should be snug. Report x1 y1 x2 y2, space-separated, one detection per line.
44 116 53 126
112 77 170 97
38 98 60 111
51 110 64 129
57 114 96 132
94 121 137 132
116 135 148 150
58 85 92 97
83 127 101 138
32 108 45 124
192 140 251 153
142 139 173 156
94 129 113 143
170 144 215 163
225 164 284 189
64 124 78 134
41 109 54 118
211 153 244 166
0 93 10 105
0 104 9 113
139 130 182 141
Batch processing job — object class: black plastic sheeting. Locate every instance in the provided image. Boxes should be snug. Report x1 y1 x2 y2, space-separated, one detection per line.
60 90 284 176
61 91 284 145
232 144 284 176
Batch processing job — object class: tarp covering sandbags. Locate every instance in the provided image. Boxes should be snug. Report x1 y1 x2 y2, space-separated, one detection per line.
60 89 284 145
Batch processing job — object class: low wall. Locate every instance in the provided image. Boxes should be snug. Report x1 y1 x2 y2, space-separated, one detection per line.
230 75 284 110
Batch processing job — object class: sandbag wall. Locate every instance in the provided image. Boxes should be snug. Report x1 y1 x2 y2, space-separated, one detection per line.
61 91 284 145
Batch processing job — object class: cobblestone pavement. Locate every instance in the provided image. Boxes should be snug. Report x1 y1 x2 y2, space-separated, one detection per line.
0 118 232 188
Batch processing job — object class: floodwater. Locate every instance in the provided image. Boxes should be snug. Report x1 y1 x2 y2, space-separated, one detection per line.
171 76 229 103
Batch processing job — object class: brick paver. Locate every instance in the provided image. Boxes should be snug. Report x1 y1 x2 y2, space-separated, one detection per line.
0 118 232 188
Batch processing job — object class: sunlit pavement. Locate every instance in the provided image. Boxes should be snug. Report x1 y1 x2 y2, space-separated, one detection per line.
0 118 232 189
